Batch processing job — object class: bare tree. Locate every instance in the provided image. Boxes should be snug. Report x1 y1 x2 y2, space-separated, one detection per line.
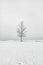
17 21 27 42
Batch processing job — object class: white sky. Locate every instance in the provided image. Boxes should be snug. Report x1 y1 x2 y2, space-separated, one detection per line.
0 0 43 40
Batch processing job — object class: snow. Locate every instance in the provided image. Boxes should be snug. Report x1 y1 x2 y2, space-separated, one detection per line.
0 40 43 65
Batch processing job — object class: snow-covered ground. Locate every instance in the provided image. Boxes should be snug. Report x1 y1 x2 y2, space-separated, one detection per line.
0 40 43 65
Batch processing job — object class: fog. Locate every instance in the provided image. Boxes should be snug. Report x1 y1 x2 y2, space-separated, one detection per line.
0 0 43 40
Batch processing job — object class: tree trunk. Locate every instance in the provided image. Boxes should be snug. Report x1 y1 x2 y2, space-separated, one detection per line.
21 36 23 42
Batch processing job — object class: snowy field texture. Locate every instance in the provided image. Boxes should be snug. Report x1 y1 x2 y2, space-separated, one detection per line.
0 40 43 65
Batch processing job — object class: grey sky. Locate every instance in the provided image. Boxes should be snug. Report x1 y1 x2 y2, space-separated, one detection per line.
0 0 43 40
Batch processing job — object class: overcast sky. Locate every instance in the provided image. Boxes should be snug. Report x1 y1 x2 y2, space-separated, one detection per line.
0 0 43 40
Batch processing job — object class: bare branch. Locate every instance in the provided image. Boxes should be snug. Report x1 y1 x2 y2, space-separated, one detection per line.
17 21 27 42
